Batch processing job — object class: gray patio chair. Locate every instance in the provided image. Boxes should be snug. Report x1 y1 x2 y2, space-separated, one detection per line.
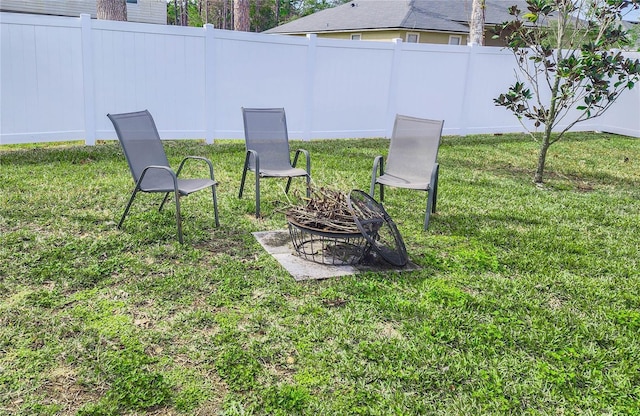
370 115 444 230
239 107 311 218
107 110 219 244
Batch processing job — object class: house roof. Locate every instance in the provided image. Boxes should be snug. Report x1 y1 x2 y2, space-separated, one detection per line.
264 0 530 35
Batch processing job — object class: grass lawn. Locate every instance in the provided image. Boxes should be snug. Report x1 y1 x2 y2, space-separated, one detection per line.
1 132 639 415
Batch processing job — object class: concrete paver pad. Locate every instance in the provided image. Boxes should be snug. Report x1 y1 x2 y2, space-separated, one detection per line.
253 230 419 281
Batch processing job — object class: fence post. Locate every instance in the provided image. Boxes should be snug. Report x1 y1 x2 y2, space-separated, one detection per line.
204 24 216 144
385 38 403 138
304 34 317 141
80 14 96 146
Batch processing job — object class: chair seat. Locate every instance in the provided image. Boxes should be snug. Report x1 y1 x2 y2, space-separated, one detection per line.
376 173 430 190
141 178 218 195
258 167 308 178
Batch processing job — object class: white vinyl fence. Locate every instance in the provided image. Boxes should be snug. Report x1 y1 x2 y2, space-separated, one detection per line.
1 11 639 145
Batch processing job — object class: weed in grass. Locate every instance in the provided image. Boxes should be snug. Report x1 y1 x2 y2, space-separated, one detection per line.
104 348 171 411
263 384 310 414
215 345 263 392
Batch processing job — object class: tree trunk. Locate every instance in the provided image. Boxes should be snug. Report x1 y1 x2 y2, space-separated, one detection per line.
535 136 551 184
97 0 127 21
223 0 228 29
469 0 484 46
181 0 189 26
234 0 250 31
535 64 562 184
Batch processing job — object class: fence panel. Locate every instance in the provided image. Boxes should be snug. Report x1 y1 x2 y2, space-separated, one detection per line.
1 14 85 144
209 30 310 139
309 38 396 139
1 12 638 145
597 52 640 137
91 19 207 139
394 43 471 136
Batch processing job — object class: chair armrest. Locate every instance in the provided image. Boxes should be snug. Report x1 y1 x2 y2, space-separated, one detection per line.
176 156 215 180
292 148 311 176
369 156 384 197
136 165 179 190
372 156 384 175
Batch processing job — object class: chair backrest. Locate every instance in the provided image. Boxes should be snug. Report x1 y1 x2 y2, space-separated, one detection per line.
385 115 444 181
107 110 171 185
241 108 293 171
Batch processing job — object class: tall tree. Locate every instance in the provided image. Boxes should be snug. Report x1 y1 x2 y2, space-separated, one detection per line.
167 0 351 30
469 0 485 45
97 0 127 21
234 0 250 31
494 0 640 184
181 0 188 25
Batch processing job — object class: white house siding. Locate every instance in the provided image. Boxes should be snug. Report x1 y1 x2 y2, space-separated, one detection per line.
0 0 166 24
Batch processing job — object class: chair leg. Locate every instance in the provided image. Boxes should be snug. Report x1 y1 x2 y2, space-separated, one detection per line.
255 170 261 218
289 150 311 198
239 166 248 198
285 177 293 194
431 165 439 213
159 192 171 211
211 185 220 227
424 189 435 230
285 175 311 198
174 192 183 244
370 181 384 202
432 187 438 213
424 164 440 229
370 156 384 201
239 151 261 218
118 188 139 229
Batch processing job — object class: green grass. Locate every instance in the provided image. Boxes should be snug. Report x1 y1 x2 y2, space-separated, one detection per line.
1 132 639 415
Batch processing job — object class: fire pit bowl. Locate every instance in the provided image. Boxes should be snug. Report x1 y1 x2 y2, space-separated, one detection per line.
286 217 371 266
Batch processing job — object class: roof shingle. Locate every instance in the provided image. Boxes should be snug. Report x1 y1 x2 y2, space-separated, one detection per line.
265 0 529 35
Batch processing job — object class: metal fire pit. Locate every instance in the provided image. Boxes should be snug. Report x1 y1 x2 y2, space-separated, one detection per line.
287 218 371 266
